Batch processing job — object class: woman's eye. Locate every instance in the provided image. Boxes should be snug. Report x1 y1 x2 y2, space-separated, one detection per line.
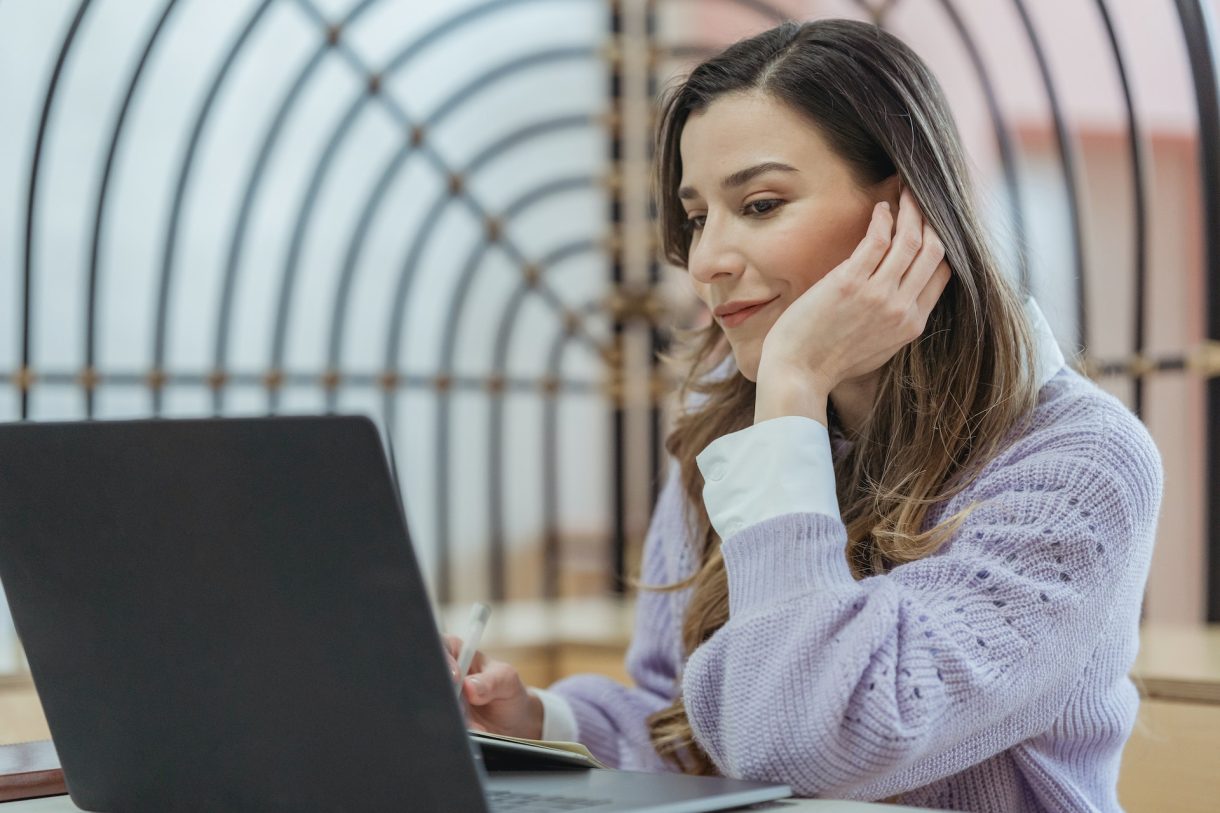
683 214 706 232
744 199 782 216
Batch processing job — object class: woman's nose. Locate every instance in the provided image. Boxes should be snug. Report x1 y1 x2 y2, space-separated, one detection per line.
686 225 745 284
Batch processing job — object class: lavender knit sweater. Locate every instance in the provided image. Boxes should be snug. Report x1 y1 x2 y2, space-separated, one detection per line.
549 366 1163 811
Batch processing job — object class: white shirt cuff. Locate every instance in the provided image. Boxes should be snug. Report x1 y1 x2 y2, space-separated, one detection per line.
530 687 579 742
695 415 840 540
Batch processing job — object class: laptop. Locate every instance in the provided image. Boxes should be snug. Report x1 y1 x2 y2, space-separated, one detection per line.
0 416 791 812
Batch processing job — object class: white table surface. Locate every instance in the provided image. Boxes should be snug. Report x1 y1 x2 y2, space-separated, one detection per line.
3 793 940 812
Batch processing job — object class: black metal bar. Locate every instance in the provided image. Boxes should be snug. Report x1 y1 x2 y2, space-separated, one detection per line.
608 0 627 594
1093 0 1149 418
1173 0 1220 621
540 336 564 602
153 0 276 415
23 0 94 420
0 367 600 393
645 0 665 508
87 0 179 419
1011 0 1089 352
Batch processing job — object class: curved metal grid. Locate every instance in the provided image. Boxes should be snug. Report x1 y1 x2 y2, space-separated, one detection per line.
6 0 1220 619
12 0 630 610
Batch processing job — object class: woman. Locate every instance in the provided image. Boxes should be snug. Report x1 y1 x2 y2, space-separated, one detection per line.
444 19 1162 811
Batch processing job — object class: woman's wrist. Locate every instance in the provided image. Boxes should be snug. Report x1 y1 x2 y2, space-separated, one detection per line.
753 367 832 425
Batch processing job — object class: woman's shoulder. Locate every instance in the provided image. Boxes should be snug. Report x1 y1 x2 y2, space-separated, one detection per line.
978 364 1163 507
1030 365 1157 448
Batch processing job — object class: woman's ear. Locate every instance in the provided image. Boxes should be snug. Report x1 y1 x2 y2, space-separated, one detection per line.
875 174 902 211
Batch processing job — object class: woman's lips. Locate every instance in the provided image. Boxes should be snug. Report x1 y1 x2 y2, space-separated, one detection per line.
719 297 779 328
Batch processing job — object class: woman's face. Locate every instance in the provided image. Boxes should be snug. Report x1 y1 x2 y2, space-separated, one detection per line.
678 90 896 381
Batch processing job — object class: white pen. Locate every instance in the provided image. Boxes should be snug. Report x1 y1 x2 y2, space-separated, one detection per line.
454 602 492 699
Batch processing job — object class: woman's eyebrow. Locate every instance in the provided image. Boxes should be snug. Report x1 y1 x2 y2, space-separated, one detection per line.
678 161 800 200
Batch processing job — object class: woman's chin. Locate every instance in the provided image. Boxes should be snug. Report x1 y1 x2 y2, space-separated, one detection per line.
731 347 760 383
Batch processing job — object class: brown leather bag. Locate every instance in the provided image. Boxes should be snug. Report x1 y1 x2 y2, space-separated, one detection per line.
0 740 66 802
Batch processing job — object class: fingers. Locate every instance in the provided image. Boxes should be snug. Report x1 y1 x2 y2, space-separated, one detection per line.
442 634 484 681
872 187 923 284
846 201 894 277
915 260 952 317
897 221 947 300
463 659 522 706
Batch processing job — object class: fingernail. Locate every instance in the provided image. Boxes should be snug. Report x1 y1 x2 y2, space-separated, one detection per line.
879 202 890 212
469 677 484 697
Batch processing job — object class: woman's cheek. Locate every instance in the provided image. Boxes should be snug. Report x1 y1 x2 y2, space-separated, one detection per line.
767 223 843 291
771 201 868 284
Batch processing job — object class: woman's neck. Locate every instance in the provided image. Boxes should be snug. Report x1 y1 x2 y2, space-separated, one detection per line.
829 373 880 439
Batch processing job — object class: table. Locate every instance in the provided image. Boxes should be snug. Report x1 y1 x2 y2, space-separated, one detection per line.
1 794 940 811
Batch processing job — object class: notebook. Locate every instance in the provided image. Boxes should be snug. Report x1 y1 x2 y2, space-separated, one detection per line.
0 415 791 812
471 731 607 770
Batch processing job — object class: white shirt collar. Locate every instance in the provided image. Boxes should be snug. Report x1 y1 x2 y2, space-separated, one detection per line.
1025 296 1066 389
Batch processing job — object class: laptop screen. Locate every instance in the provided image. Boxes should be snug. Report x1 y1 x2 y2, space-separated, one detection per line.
0 416 489 812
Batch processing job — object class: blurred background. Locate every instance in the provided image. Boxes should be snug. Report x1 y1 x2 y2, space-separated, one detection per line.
1 0 1218 809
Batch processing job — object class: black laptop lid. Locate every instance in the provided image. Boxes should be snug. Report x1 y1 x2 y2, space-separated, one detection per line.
0 416 488 812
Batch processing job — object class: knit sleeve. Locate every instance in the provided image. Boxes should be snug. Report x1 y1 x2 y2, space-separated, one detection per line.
545 460 688 771
681 404 1163 800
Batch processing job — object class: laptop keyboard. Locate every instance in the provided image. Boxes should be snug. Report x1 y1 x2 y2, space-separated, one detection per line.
486 789 612 811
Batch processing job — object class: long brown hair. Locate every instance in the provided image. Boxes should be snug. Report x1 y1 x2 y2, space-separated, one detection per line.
646 19 1040 775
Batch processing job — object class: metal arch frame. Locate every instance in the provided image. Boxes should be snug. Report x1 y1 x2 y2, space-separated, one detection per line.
325 46 599 405
213 0 382 414
85 0 180 418
152 0 278 414
930 0 1032 295
11 0 1220 617
844 0 1038 294
1171 0 1220 621
379 114 602 393
396 232 607 604
1009 0 1090 354
376 118 604 598
22 0 95 420
437 176 603 600
1092 0 1150 418
267 0 604 412
18 0 623 608
189 0 597 413
490 242 607 602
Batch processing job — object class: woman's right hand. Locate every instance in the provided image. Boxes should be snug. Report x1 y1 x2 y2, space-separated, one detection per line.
443 634 544 740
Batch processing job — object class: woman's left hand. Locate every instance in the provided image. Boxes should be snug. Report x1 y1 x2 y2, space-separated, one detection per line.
754 186 952 424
